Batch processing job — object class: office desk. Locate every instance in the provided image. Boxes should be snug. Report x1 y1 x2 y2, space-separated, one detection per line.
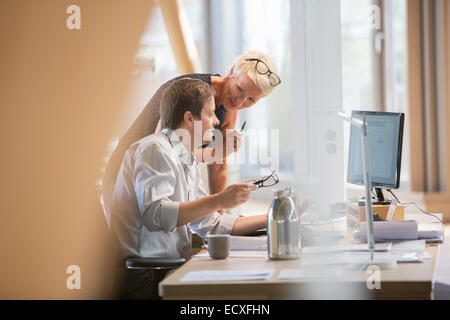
159 245 439 300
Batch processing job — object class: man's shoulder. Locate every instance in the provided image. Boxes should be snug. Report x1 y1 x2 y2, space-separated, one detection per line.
133 132 172 154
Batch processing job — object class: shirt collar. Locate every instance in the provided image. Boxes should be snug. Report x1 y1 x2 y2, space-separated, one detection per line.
161 128 196 165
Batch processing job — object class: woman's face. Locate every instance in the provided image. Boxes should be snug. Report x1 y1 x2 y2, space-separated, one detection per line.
221 72 264 112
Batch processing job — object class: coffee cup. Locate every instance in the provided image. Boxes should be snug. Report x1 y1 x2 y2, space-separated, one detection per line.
204 234 230 259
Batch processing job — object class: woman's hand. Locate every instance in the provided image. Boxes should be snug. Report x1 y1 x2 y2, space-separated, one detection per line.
215 129 243 159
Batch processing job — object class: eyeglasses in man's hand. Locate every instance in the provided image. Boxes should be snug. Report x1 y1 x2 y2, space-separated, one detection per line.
246 170 280 189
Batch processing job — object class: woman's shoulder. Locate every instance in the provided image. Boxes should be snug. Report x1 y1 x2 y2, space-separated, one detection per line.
171 73 221 85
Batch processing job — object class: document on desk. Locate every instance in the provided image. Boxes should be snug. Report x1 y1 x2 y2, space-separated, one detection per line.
277 267 343 280
229 236 267 251
302 242 392 254
299 240 430 265
180 270 274 282
195 250 267 258
343 240 431 263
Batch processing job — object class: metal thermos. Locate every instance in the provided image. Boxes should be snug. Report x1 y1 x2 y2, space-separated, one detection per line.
267 187 302 260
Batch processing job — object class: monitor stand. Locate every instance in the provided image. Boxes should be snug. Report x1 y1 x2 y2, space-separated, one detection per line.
352 188 397 270
357 188 392 206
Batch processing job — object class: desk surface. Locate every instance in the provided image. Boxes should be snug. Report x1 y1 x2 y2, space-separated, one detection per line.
159 245 439 300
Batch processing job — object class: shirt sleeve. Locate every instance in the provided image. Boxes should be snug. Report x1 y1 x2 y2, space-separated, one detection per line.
188 172 238 239
133 142 180 233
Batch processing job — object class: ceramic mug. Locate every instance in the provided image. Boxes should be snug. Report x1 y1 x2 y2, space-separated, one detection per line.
204 234 230 259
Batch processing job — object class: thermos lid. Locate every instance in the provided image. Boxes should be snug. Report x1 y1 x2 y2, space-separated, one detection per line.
273 187 292 198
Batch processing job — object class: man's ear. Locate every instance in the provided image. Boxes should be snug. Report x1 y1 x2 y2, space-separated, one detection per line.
183 110 194 128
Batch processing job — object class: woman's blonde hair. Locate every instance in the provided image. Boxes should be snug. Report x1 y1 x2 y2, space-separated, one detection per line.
231 51 279 97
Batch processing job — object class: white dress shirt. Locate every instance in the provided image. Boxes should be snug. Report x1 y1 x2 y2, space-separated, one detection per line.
111 128 237 260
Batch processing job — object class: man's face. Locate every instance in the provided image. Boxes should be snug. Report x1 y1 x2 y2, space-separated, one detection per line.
199 96 219 143
222 72 264 111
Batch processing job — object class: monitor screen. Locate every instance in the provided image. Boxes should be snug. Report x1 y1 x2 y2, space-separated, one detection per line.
347 111 404 189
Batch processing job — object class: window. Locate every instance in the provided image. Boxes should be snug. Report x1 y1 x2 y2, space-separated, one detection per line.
104 0 209 173
209 0 292 182
341 0 383 111
119 0 209 132
239 0 292 175
209 1 345 204
341 0 409 188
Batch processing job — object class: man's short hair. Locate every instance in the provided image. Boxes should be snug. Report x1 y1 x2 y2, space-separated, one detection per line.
160 78 216 130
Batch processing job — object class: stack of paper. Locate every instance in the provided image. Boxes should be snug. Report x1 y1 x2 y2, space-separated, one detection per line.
180 270 274 282
277 268 343 280
353 220 418 241
418 230 444 243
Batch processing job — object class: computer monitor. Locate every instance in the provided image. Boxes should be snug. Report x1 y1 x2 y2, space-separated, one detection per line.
347 110 405 203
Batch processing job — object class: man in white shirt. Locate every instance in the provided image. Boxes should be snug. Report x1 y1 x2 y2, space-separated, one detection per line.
111 78 266 298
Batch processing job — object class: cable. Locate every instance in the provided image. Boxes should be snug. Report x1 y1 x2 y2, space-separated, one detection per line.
402 202 444 224
387 189 400 203
387 189 444 224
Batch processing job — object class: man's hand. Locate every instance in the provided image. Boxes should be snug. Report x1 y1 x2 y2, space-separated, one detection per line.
214 183 257 210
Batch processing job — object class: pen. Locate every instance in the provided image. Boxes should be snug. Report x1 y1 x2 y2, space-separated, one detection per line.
240 121 246 132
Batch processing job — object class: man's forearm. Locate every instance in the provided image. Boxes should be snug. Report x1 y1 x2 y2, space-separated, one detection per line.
231 214 267 236
177 194 221 227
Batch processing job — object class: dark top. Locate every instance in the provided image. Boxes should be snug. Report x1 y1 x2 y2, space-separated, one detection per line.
105 73 225 188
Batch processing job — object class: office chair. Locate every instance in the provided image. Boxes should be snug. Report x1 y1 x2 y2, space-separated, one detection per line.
121 256 186 300
99 192 186 300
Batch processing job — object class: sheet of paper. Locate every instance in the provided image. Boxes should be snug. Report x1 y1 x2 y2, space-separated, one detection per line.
277 268 343 280
343 251 425 263
301 242 392 254
394 252 423 263
179 270 274 283
390 240 428 262
391 239 426 252
195 250 267 258
299 254 347 266
229 236 267 251
300 250 427 265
